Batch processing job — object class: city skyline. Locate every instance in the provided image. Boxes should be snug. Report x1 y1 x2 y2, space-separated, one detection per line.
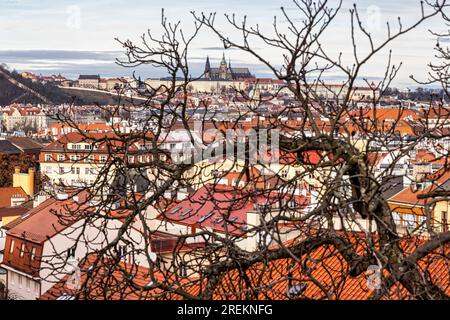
0 0 447 87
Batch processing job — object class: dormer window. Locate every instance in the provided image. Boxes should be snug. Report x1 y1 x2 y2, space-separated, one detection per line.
67 247 76 258
118 245 128 261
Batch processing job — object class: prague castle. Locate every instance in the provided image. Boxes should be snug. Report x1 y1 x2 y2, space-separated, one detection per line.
203 53 255 81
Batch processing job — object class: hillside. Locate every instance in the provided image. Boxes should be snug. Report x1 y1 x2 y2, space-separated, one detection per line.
0 65 144 106
0 64 75 105
59 87 144 106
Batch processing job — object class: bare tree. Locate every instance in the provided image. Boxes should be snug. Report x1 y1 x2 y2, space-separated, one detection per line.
35 0 450 300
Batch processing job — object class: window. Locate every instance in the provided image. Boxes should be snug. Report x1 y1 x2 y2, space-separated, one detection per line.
26 278 31 292
392 212 401 225
71 167 80 175
213 217 224 224
180 263 188 277
10 240 15 254
59 167 65 174
31 247 37 260
20 243 26 258
118 245 128 260
100 156 107 163
45 154 52 161
67 248 76 258
45 166 52 174
198 212 214 223
403 214 416 228
128 156 134 163
170 207 182 215
288 200 298 208
180 209 193 217
18 274 23 288
58 154 65 162
34 282 39 294
10 273 15 285
442 211 449 233
418 216 427 231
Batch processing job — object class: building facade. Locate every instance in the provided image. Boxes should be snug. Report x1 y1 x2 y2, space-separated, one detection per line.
204 54 255 81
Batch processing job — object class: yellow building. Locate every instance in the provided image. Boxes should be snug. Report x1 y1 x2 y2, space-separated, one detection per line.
388 171 450 234
13 167 35 196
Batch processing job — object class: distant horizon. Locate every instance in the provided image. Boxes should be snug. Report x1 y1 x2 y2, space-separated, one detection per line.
0 49 444 90
1 1 448 89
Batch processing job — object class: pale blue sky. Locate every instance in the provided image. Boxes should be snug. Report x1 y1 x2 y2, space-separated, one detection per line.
0 0 448 87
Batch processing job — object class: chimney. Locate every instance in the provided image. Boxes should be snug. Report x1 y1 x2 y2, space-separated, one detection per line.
56 192 69 201
245 211 261 252
33 192 50 208
13 167 35 196
28 168 35 196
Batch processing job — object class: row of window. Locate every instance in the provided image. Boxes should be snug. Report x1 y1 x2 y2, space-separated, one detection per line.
10 272 39 295
392 212 427 229
394 211 450 232
70 144 93 151
9 240 37 260
44 154 167 163
44 154 108 163
45 166 97 176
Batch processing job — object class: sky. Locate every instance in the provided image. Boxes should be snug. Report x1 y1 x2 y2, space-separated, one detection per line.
0 0 449 88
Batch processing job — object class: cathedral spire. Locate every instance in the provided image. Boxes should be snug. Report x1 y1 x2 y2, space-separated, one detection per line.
205 56 211 72
221 52 226 64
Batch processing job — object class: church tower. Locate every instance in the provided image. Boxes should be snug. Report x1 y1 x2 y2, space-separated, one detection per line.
219 53 229 80
204 56 211 79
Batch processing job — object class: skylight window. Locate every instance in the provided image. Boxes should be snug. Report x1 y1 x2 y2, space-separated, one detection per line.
198 212 214 223
287 283 308 297
180 209 193 217
229 217 238 223
21 213 31 221
144 280 157 289
213 218 224 224
56 294 75 301
170 207 182 215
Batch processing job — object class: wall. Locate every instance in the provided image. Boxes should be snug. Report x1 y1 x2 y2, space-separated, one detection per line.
145 79 248 93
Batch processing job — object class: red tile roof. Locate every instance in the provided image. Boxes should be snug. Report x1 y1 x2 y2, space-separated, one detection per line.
5 196 82 244
161 184 309 235
39 237 449 300
389 169 450 206
0 206 29 220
